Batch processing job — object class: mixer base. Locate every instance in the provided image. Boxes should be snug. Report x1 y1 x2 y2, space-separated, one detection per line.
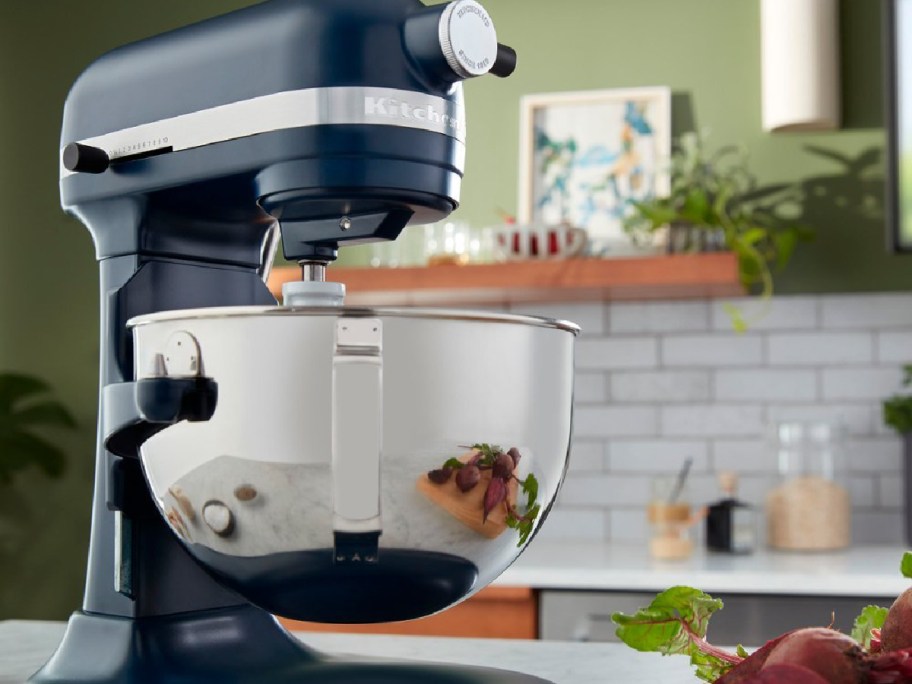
29 606 553 683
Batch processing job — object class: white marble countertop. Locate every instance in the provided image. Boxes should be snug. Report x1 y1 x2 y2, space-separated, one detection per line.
495 541 911 598
0 620 696 684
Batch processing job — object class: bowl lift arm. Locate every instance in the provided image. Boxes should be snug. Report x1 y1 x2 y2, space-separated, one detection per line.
33 1 517 681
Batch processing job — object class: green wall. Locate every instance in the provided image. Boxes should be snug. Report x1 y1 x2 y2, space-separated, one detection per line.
449 0 898 293
0 0 902 619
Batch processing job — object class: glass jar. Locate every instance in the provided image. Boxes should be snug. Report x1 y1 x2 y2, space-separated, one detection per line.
647 477 693 560
766 421 850 550
424 220 472 266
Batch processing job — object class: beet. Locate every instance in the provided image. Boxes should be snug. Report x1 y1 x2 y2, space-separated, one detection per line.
882 588 912 653
762 627 865 684
745 663 830 683
865 647 912 683
715 631 793 683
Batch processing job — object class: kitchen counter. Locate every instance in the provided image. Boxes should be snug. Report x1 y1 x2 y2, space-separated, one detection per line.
496 541 911 598
0 620 695 684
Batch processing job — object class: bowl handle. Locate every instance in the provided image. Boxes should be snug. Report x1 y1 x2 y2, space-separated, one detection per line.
332 317 383 563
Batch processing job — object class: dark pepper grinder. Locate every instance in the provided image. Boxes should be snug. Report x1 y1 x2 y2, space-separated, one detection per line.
705 471 757 554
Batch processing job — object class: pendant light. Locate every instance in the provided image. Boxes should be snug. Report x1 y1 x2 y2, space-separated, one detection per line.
760 0 841 132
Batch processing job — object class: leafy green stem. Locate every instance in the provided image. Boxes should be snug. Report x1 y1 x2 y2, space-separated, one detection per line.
678 620 743 666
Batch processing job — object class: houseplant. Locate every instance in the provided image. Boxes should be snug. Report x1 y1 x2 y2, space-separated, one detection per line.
624 132 813 328
0 372 76 554
883 364 912 546
0 372 75 485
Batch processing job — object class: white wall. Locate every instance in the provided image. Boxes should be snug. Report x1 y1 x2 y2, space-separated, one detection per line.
508 293 912 546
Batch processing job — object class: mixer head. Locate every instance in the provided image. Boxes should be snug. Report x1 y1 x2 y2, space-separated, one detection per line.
59 0 516 267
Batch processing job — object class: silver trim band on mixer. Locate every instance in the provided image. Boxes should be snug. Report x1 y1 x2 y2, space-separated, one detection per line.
59 86 466 178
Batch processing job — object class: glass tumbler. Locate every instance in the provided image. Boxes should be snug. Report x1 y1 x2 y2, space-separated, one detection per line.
766 421 850 550
647 476 693 560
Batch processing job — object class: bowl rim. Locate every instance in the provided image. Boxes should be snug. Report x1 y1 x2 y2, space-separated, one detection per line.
128 306 581 335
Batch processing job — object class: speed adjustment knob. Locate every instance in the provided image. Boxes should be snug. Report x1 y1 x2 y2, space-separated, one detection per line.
438 0 499 79
404 0 516 83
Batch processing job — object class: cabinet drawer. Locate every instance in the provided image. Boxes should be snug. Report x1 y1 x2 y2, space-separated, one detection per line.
541 590 885 646
280 586 538 639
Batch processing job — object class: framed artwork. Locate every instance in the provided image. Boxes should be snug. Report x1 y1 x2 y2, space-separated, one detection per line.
518 87 672 255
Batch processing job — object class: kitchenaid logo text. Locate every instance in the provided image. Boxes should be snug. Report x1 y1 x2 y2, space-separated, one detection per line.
110 136 170 158
364 97 463 133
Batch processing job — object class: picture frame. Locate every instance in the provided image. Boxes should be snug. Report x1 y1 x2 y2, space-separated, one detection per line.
517 87 672 256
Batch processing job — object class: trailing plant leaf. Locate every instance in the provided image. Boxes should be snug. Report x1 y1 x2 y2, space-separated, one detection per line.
622 132 814 328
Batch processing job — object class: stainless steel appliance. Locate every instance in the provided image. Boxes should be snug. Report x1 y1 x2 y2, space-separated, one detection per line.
35 1 578 682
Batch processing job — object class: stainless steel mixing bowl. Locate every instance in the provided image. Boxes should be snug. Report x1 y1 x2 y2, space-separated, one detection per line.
127 306 577 623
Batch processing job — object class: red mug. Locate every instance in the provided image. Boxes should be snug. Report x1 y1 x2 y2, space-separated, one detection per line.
498 224 587 259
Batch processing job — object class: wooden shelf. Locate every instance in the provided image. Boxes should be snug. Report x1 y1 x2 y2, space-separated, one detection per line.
268 252 742 306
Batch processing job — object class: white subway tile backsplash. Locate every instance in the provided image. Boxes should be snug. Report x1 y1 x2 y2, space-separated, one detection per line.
568 441 607 472
767 332 873 366
766 404 874 436
877 331 912 363
609 301 710 334
576 337 658 370
732 474 779 507
712 439 776 473
575 372 608 403
711 296 819 331
546 294 912 543
822 367 902 401
511 302 606 337
851 511 904 544
682 473 722 507
574 406 658 438
714 369 817 402
559 474 652 506
532 507 607 542
845 437 903 472
607 439 709 473
610 370 712 402
878 474 903 509
608 508 649 543
662 335 763 367
845 475 877 508
660 404 764 437
822 293 912 329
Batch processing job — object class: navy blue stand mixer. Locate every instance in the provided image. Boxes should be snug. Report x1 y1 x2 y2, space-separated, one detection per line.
31 1 579 682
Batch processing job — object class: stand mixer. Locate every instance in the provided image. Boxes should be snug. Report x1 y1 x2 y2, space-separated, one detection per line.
35 1 578 682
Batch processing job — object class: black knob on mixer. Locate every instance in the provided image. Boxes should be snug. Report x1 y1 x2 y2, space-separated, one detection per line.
490 43 517 78
62 142 109 174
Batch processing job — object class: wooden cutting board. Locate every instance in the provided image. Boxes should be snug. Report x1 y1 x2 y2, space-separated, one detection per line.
415 450 518 539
